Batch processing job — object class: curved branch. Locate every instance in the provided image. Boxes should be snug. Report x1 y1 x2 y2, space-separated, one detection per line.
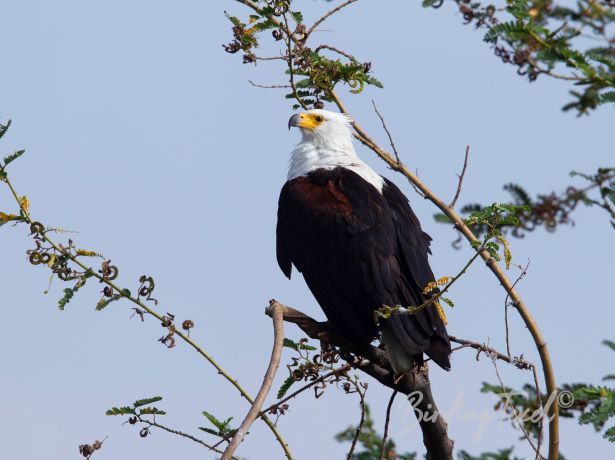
327 89 559 460
221 302 285 459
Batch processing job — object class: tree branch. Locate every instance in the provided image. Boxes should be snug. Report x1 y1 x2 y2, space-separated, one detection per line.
221 302 285 460
266 301 455 460
139 418 233 458
449 335 534 370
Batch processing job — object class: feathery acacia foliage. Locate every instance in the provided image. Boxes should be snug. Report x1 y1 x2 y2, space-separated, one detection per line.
426 0 615 115
434 168 615 243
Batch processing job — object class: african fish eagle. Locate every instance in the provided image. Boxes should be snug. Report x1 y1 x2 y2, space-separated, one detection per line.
277 109 451 373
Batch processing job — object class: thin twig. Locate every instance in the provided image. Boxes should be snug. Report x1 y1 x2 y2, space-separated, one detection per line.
253 55 286 61
505 259 531 357
259 363 353 417
282 11 308 110
380 390 398 460
449 335 534 370
314 44 356 61
2 175 294 460
491 358 544 460
221 302 285 460
140 418 233 457
305 0 360 40
248 80 291 89
370 100 426 198
371 100 401 167
449 145 470 209
346 378 367 460
532 364 544 460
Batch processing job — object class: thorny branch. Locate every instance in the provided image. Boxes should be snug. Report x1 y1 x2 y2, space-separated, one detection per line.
449 335 534 371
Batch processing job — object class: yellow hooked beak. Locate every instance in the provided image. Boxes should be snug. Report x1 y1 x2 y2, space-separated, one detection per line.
288 112 325 130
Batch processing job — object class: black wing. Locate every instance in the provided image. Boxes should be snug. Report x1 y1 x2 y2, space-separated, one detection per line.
276 168 450 369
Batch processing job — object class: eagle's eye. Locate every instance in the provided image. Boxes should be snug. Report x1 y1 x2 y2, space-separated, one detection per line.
314 115 324 123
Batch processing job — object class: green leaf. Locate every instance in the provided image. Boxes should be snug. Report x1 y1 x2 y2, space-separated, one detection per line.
365 75 384 88
225 13 242 27
483 21 528 44
422 0 441 7
433 213 452 223
277 375 296 399
283 337 316 351
283 338 299 351
458 447 522 460
58 289 73 310
294 78 312 89
202 410 233 431
96 294 121 311
252 19 276 32
290 11 303 23
3 150 25 167
0 119 11 140
597 92 615 105
105 406 134 416
572 385 615 432
139 407 166 415
441 297 455 308
603 340 615 352
134 396 163 408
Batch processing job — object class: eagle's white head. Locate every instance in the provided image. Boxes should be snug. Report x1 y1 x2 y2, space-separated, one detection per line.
287 109 384 192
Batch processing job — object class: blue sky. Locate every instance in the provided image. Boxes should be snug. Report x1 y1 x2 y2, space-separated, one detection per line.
1 1 613 459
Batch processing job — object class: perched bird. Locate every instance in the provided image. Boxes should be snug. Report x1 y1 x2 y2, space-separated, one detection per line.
277 109 451 373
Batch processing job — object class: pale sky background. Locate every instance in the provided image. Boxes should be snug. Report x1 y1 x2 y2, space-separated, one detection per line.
1 1 613 459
